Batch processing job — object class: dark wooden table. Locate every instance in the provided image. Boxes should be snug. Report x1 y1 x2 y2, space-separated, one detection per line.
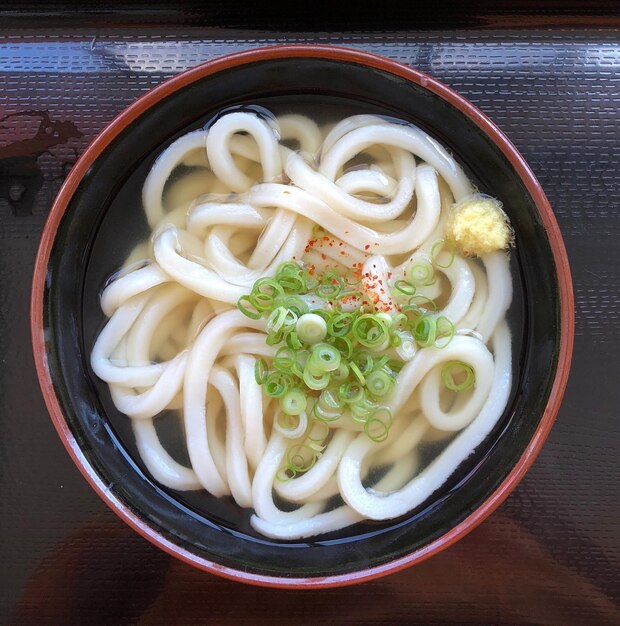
1 7 618 624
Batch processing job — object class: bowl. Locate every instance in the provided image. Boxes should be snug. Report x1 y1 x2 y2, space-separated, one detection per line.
31 45 574 587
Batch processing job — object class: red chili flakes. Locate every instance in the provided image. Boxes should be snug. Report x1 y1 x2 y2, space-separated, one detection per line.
364 244 371 251
387 271 393 279
322 236 330 242
321 253 327 260
304 238 318 254
340 250 346 256
351 262 363 280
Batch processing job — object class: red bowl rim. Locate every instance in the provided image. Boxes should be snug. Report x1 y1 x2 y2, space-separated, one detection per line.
30 44 574 589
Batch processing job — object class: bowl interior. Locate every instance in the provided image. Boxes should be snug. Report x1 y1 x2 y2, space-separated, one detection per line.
43 56 560 579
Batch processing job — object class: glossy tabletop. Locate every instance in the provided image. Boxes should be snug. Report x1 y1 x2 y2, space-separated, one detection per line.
0 16 618 625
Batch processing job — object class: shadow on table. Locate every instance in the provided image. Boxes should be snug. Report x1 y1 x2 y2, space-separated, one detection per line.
11 511 619 625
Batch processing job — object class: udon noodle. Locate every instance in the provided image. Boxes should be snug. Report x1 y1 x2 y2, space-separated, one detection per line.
91 108 513 539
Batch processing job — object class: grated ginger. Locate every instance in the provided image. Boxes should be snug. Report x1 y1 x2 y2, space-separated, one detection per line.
445 195 514 257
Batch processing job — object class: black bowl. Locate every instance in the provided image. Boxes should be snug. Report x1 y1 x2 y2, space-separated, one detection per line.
32 45 574 587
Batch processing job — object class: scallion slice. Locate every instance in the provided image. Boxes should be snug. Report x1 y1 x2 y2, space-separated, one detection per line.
280 389 308 416
406 260 435 286
431 239 456 269
296 313 327 344
441 361 475 391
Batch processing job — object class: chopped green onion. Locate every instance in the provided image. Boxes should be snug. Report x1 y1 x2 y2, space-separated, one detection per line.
252 293 274 311
290 350 309 379
372 355 390 371
394 279 416 296
353 350 374 374
431 239 456 269
393 330 416 360
254 358 268 384
331 361 350 382
352 314 390 348
442 361 475 391
275 409 308 439
435 316 455 348
276 261 300 276
312 401 341 422
375 312 393 327
280 389 308 415
411 314 454 349
407 294 438 311
316 272 344 298
310 343 341 372
279 274 306 293
237 295 262 320
267 306 289 333
364 407 393 442
413 315 437 347
349 361 366 386
266 330 284 346
296 313 327 344
350 396 377 419
264 372 292 398
238 258 459 443
303 366 330 390
305 357 326 377
339 382 364 404
280 296 310 317
319 387 344 411
406 260 435 286
327 312 355 337
313 308 333 322
366 370 394 397
254 277 284 297
276 262 307 293
391 313 408 328
402 297 437 327
387 359 404 374
286 331 302 350
329 335 353 360
273 347 296 372
251 277 284 311
285 444 318 474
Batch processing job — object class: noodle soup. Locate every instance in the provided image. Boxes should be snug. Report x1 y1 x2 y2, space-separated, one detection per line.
88 102 521 541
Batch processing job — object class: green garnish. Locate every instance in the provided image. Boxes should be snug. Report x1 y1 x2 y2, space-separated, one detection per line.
441 361 476 391
237 261 460 455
